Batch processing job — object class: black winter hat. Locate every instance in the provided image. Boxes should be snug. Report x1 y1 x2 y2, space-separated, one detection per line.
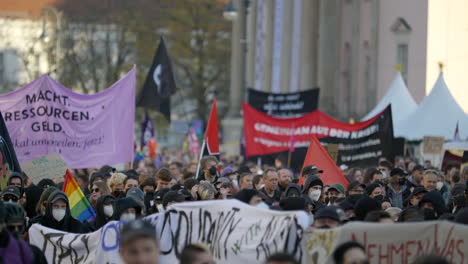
354 197 381 220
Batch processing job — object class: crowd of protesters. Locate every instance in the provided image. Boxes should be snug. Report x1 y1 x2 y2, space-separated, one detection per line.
1 151 467 264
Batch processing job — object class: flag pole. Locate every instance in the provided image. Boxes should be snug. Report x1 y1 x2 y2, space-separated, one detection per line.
195 140 206 179
287 150 292 168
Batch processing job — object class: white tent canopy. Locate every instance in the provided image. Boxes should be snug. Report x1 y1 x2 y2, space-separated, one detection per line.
397 72 468 140
361 72 417 135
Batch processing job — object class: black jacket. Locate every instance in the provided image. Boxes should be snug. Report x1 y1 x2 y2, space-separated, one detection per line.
39 190 86 233
85 194 115 231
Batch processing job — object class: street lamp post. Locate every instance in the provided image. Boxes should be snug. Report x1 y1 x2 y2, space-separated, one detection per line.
224 0 249 116
41 7 62 78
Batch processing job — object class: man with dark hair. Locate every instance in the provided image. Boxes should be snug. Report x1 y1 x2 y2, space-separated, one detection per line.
169 161 184 182
259 169 281 206
162 190 185 209
155 168 173 191
119 220 159 264
180 243 214 264
199 156 219 183
265 253 299 264
378 160 393 178
332 241 368 264
408 165 425 188
386 168 411 209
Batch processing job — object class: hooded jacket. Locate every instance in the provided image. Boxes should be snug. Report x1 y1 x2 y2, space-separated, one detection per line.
7 172 25 196
284 183 302 197
113 197 142 220
24 185 43 219
85 194 116 231
302 175 323 194
419 191 447 217
39 190 86 233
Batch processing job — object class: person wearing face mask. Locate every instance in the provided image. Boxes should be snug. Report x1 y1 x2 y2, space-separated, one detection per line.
114 197 142 222
327 184 345 205
199 156 219 183
302 175 325 213
418 191 447 220
1 186 21 204
385 168 411 209
85 194 116 231
7 172 25 198
0 201 35 264
39 190 86 233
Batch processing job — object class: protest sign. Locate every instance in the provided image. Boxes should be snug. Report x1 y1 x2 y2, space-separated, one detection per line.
20 153 67 183
303 221 468 264
248 88 320 117
243 103 394 168
323 144 339 163
29 200 308 264
29 214 161 264
0 67 135 168
157 200 309 263
423 136 445 154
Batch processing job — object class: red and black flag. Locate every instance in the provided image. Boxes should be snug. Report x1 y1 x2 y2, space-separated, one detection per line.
137 36 177 122
195 99 219 178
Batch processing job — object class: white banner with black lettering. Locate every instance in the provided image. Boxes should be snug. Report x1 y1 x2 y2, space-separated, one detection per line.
29 200 308 264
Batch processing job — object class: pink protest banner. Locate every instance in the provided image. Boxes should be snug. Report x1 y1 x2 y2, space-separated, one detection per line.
0 67 136 168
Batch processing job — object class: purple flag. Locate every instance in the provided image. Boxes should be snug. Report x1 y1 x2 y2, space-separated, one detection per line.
0 67 136 168
140 111 155 148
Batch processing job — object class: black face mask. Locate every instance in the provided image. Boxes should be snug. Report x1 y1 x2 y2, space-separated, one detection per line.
423 208 437 220
399 178 406 185
329 197 337 204
112 190 123 198
325 197 330 204
209 166 217 176
374 195 384 203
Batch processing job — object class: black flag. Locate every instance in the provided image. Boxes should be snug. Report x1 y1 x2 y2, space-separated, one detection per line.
137 36 177 121
0 111 21 190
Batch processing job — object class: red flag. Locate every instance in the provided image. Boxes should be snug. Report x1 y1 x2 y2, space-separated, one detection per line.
205 99 219 155
298 136 349 188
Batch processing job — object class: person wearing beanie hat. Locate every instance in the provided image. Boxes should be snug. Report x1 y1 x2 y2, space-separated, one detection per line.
302 175 323 201
162 191 185 209
386 168 411 209
419 191 447 220
354 196 381 221
114 197 142 222
233 189 263 206
284 183 302 198
28 186 59 227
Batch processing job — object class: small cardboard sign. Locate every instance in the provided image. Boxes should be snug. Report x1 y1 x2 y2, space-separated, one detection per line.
323 144 339 163
423 136 445 154
21 153 68 183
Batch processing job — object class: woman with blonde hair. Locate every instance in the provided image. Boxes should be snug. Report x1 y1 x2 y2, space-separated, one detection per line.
108 172 127 198
90 181 111 209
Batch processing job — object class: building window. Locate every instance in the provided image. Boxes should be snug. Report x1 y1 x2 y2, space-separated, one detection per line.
397 44 408 82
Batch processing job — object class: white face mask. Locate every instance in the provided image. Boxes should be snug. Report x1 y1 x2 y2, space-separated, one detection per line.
259 184 265 189
255 202 269 210
120 213 136 222
53 209 66 222
103 205 114 217
309 189 322 202
436 181 444 191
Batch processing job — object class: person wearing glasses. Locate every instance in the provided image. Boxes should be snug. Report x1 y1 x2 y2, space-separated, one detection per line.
89 181 111 210
1 186 21 204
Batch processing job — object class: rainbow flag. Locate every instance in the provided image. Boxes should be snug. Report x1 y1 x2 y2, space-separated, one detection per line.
62 169 96 222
